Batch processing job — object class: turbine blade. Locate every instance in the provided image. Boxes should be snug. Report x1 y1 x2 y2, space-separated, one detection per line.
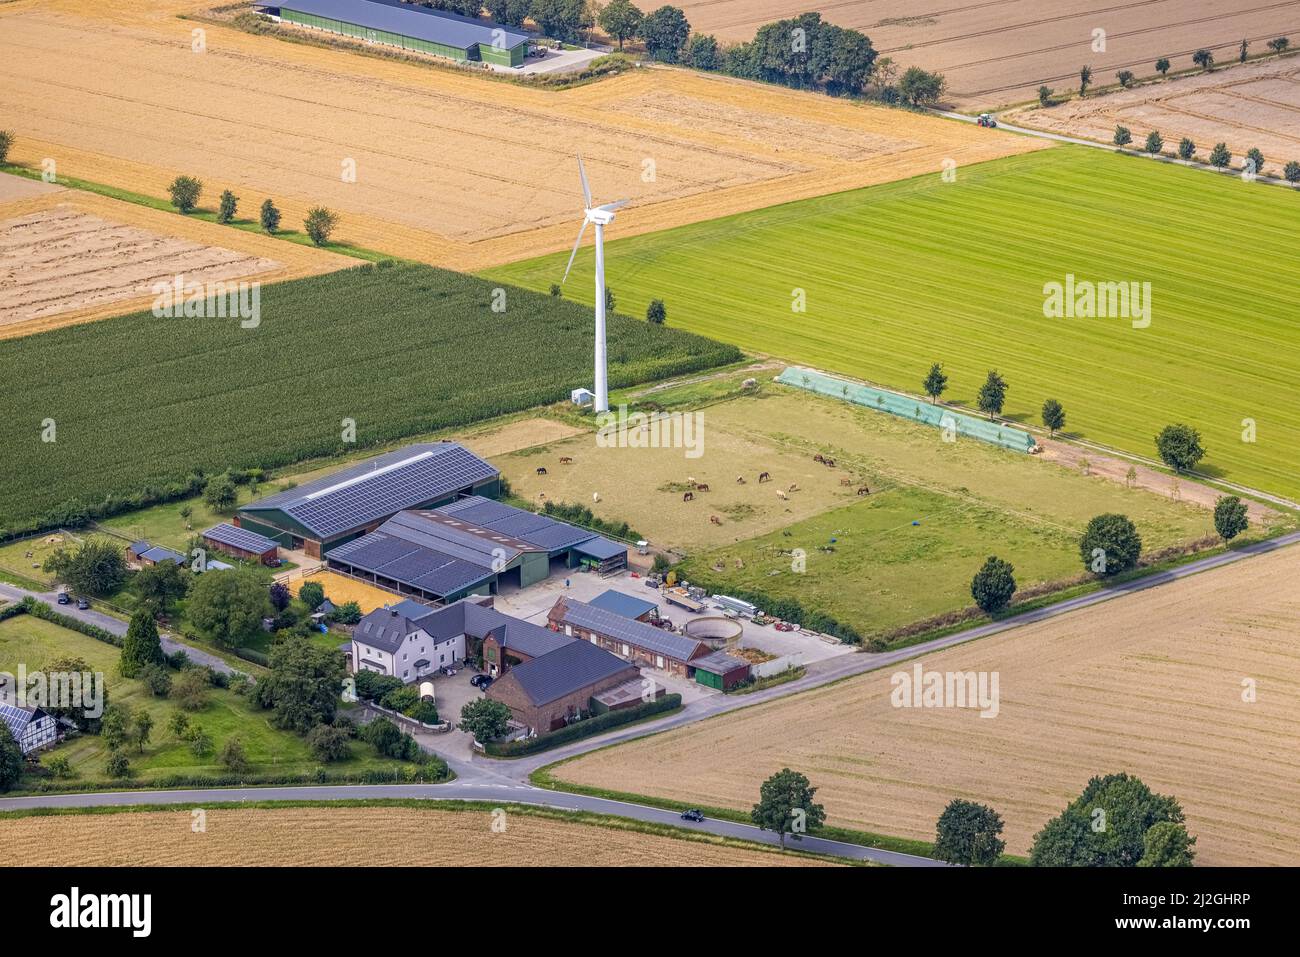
577 155 593 208
561 220 589 284
598 199 629 212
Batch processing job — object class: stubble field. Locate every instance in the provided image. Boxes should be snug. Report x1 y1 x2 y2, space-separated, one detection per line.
670 0 1300 108
555 544 1300 866
0 806 839 866
0 2 1042 271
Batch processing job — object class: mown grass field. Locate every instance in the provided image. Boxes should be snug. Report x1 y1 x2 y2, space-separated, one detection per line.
0 262 740 536
0 615 402 785
489 147 1300 501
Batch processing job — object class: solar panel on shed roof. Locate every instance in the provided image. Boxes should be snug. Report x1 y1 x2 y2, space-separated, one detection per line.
556 598 706 661
270 0 530 50
202 523 278 554
430 495 596 554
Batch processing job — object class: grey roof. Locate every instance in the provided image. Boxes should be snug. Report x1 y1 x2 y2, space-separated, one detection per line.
329 531 495 598
503 640 634 707
588 589 657 620
385 509 533 566
354 607 427 653
140 545 185 565
420 601 571 658
553 598 707 662
271 0 530 50
692 650 750 675
202 522 278 554
129 540 149 555
240 443 497 539
432 496 593 555
572 536 628 561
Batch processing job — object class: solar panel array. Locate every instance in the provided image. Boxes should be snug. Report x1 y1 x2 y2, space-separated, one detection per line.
0 701 40 734
434 495 595 554
201 523 278 554
557 599 706 662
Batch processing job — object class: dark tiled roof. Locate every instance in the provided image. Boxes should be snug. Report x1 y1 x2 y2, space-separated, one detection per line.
588 589 657 620
504 640 634 706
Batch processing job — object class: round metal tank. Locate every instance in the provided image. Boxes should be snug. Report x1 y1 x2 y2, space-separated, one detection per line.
683 616 743 647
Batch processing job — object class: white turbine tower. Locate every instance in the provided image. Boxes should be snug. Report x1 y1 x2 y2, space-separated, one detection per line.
562 156 626 414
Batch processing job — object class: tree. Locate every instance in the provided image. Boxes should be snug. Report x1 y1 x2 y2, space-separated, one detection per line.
168 175 203 214
333 600 362 625
1079 513 1142 576
976 369 1007 419
1030 772 1186 866
1286 160 1300 184
604 286 616 314
0 722 23 791
645 298 666 325
1191 48 1214 71
685 33 721 70
43 539 127 597
1144 130 1163 154
923 362 947 403
256 636 346 732
1116 69 1135 88
105 751 132 779
531 0 589 43
1137 821 1197 867
171 668 210 712
185 725 212 757
297 580 326 611
306 723 352 762
1177 137 1196 160
1037 85 1052 107
459 698 511 742
1078 64 1092 96
812 23 877 95
1113 125 1131 146
934 799 1006 866
139 663 171 697
970 556 1016 614
1155 56 1170 76
259 198 281 234
1245 147 1265 176
598 0 643 50
1267 37 1290 54
751 768 826 848
485 0 532 26
549 282 562 297
1208 142 1231 168
202 472 238 512
134 559 189 614
132 708 154 753
0 130 13 165
361 717 418 759
120 609 165 678
187 570 271 647
639 5 691 63
167 709 190 739
100 705 130 750
897 66 946 105
217 189 238 224
1239 38 1249 63
1154 423 1205 472
1041 398 1065 435
219 736 250 774
268 581 291 612
1213 495 1248 541
304 206 339 246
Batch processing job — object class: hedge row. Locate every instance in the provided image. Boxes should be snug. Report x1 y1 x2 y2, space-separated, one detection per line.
670 574 862 644
485 693 682 757
19 762 451 794
16 597 124 647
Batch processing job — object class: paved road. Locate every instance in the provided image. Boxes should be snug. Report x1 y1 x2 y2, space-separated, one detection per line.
4 533 1296 865
0 582 241 675
0 782 946 867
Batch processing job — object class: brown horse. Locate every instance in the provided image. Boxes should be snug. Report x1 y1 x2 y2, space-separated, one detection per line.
695 483 710 492
682 491 694 502
559 456 573 465
709 515 722 525
758 472 771 483
856 486 870 496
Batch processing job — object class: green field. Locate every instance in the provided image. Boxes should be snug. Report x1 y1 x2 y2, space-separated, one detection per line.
672 390 1226 640
488 147 1300 501
0 615 401 785
0 262 740 536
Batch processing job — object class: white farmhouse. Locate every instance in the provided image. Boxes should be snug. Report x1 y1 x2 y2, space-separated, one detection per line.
352 600 465 683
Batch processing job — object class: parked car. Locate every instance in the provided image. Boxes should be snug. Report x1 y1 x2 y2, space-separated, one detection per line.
471 674 493 690
680 809 705 823
57 592 70 605
77 598 90 610
774 621 795 632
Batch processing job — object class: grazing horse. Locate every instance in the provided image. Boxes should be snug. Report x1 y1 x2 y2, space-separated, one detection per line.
592 492 601 503
682 491 694 502
787 483 799 492
736 476 746 485
813 454 826 464
709 515 722 526
856 486 870 496
559 456 573 465
536 467 548 476
823 458 836 468
776 489 788 501
695 483 710 492
758 471 771 483
839 477 853 486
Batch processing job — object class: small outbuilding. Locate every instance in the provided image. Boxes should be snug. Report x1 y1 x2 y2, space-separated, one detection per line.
201 522 279 564
588 589 657 622
690 651 751 691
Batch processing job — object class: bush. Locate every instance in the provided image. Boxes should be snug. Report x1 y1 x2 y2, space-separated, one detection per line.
380 685 420 714
138 663 172 697
218 736 250 773
0 130 14 165
105 751 132 779
171 668 210 711
970 556 1016 613
168 175 203 214
304 206 339 246
1079 513 1142 576
1213 496 1248 541
1286 161 1300 184
306 724 352 762
297 580 326 611
485 694 682 756
354 670 403 702
408 700 440 724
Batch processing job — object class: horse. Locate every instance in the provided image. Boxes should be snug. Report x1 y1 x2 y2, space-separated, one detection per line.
559 456 573 465
536 467 548 476
709 515 722 526
758 471 771 483
856 486 870 496
682 491 694 502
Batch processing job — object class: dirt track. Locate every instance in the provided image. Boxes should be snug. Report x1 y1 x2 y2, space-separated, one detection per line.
0 2 1043 271
670 0 1300 109
557 544 1300 866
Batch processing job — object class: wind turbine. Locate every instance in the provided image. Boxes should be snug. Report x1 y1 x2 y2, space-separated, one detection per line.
562 156 626 414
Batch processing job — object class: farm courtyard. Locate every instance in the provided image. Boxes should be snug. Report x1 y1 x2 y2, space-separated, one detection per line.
553 543 1300 867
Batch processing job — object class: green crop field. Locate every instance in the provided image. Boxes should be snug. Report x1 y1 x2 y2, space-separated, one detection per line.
488 147 1300 501
0 262 740 537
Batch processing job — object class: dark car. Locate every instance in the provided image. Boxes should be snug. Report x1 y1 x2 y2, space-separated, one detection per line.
470 674 493 689
57 592 70 605
680 809 705 823
77 597 90 610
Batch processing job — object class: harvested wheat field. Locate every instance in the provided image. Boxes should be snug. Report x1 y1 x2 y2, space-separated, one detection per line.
0 2 1042 269
0 187 352 337
1009 57 1300 175
671 0 1300 109
557 546 1300 866
0 806 839 866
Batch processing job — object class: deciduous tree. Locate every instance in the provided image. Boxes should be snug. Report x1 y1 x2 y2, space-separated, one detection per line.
751 768 826 848
934 799 1006 866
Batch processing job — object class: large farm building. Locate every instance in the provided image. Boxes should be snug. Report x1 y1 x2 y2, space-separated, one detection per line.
253 0 532 68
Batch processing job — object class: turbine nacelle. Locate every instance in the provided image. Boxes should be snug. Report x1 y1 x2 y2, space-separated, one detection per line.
585 205 617 226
